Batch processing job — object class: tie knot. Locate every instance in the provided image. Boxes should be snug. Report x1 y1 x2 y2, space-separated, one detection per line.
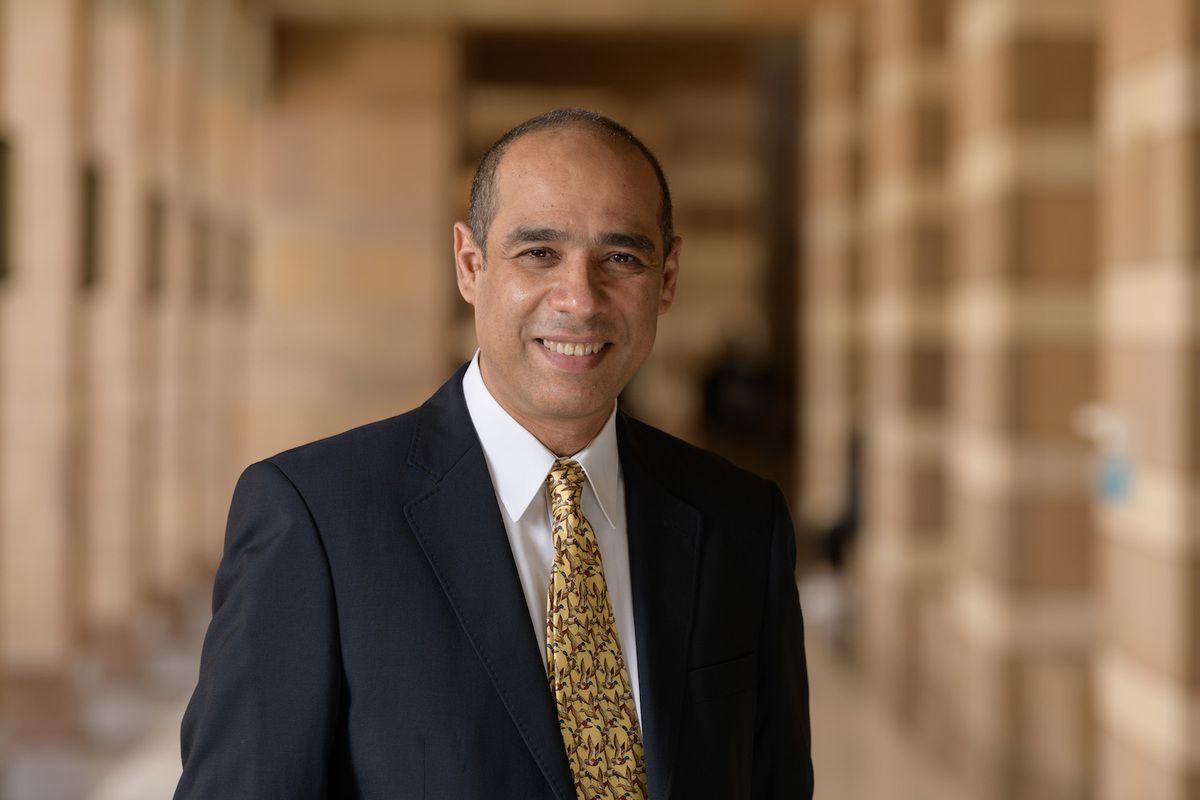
547 459 585 512
549 455 585 489
548 458 584 486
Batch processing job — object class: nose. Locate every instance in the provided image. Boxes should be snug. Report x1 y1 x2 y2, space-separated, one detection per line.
548 254 602 318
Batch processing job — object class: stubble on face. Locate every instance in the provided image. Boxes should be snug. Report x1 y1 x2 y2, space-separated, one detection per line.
454 126 680 456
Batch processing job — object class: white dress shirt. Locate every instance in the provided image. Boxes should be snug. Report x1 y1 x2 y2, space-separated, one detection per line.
461 354 642 720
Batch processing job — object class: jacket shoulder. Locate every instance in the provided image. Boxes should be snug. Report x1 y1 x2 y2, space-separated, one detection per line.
257 408 418 486
261 363 474 488
619 413 777 505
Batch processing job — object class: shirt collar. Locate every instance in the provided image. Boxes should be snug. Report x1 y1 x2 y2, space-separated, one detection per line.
462 352 620 528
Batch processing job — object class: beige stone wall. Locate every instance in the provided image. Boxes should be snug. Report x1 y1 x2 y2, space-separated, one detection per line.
856 0 953 736
0 0 89 739
150 0 241 599
85 0 157 678
944 1 1098 795
248 25 459 461
796 1 1191 796
1097 0 1200 796
802 4 863 529
0 0 262 739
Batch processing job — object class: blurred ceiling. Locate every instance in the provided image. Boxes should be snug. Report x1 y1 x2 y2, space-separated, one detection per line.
255 0 827 28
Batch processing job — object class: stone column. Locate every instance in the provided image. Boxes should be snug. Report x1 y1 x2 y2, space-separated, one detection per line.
1095 0 1200 797
856 0 953 738
0 0 88 738
633 83 771 448
800 4 864 543
84 0 156 679
191 0 257 571
212 3 263 567
150 0 205 613
946 0 1098 796
248 26 459 459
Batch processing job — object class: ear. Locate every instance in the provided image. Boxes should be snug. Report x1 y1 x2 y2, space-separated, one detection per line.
658 235 682 315
454 221 484 305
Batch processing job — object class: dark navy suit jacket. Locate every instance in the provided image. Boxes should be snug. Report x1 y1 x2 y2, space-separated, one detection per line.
175 365 813 799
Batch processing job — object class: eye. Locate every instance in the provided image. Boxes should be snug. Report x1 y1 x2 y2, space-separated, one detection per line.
606 252 645 266
513 247 560 266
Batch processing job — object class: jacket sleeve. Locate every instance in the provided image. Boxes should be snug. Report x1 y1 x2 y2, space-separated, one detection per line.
751 481 815 799
174 461 344 800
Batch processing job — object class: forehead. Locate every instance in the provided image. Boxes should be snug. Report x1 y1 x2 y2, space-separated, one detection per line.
490 127 661 234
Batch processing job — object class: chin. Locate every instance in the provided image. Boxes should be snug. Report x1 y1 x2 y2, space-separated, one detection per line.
537 391 612 422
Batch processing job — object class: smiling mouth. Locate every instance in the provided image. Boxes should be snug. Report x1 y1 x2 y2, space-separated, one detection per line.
539 338 607 356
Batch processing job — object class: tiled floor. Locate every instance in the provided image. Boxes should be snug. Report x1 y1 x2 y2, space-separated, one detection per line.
88 699 189 800
83 648 963 799
6 588 966 800
806 637 966 800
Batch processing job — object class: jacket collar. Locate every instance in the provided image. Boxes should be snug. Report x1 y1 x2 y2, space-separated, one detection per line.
619 413 702 797
404 366 701 798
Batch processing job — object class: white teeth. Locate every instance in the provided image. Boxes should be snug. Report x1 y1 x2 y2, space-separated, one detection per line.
541 339 604 356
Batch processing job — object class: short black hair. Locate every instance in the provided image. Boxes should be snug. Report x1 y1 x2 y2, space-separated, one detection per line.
467 108 674 260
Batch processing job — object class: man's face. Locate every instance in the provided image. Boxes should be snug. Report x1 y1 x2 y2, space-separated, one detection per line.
455 127 680 450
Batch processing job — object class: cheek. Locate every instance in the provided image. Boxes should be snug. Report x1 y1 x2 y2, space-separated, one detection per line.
503 285 538 315
630 291 666 332
507 286 558 338
476 281 540 344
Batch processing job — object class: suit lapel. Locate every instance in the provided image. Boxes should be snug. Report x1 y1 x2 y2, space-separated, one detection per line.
620 416 702 799
403 370 574 800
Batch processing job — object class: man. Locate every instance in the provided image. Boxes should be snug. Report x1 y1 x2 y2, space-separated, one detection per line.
175 108 813 799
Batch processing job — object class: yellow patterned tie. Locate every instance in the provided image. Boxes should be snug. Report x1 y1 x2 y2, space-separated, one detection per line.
546 459 647 800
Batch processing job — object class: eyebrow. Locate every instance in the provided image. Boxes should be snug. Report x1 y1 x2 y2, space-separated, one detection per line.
597 231 657 254
502 226 563 248
502 226 658 256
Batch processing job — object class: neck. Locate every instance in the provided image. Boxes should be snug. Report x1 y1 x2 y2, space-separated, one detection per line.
524 416 607 458
474 359 613 457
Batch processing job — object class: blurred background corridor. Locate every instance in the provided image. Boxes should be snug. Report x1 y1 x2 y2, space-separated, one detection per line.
1 0 1197 798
